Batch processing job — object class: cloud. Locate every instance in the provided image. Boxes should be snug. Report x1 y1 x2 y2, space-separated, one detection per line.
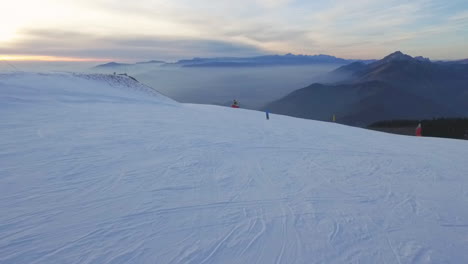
256 0 295 8
297 0 468 59
1 0 468 60
1 29 265 61
449 10 468 21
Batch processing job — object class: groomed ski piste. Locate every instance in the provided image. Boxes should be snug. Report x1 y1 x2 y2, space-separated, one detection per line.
1 72 467 264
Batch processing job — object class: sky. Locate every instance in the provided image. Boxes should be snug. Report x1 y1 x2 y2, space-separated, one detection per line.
1 0 468 62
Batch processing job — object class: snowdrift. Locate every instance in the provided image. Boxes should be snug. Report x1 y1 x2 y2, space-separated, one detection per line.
1 72 467 263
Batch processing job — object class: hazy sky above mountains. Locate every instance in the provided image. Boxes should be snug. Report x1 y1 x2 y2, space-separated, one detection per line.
1 0 468 62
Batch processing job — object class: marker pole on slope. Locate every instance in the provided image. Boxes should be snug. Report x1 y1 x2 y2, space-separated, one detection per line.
266 110 270 120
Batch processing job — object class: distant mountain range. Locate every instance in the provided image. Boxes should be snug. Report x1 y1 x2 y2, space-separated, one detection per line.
93 54 375 69
173 54 375 67
135 60 166 64
264 51 468 126
94 62 132 68
94 60 165 69
436 58 468 65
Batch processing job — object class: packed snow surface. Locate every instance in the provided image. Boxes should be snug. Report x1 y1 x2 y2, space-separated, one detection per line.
1 72 468 263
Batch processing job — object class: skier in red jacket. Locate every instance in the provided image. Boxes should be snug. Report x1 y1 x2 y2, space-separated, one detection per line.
416 123 422 136
231 99 239 108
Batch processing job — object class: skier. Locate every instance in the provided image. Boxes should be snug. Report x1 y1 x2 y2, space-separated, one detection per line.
415 123 422 137
231 99 239 108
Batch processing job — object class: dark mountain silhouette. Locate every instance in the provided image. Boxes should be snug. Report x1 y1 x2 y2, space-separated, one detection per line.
265 51 468 126
94 60 166 68
94 62 132 68
93 54 374 69
135 60 166 64
436 58 468 65
174 54 375 67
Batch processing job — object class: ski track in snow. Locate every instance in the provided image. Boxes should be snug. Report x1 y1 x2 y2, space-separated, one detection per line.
1 72 468 263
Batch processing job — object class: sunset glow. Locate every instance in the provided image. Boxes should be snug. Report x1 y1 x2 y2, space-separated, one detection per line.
0 0 467 61
0 55 110 62
0 28 16 42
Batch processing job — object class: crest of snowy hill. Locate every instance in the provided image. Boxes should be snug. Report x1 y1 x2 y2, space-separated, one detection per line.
1 72 468 263
0 72 175 106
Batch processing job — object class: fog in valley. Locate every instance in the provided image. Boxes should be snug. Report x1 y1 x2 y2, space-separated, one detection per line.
132 64 343 109
0 61 343 109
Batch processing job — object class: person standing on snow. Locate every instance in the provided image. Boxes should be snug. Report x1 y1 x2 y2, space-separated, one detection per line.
415 123 422 136
231 99 239 108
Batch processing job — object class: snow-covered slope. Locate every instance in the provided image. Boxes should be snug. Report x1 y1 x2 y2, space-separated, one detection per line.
1 73 467 263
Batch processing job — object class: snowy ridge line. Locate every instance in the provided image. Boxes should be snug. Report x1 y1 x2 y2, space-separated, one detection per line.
0 72 178 105
72 73 175 102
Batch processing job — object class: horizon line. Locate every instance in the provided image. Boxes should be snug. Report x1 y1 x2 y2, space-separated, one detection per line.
1 53 466 63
